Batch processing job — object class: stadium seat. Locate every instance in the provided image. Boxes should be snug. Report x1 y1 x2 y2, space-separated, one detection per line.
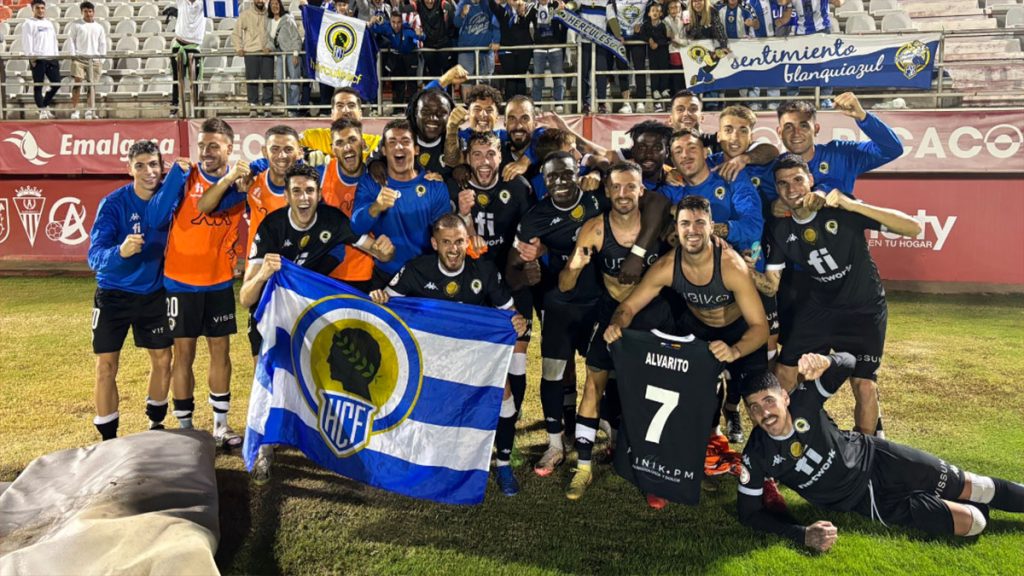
216 17 236 31
43 3 56 18
164 16 177 33
137 4 160 20
96 74 113 96
0 20 8 37
92 4 108 18
845 13 877 32
201 34 219 53
64 3 80 19
112 4 133 20
114 18 136 36
9 34 21 53
144 36 167 53
116 75 143 94
148 75 174 95
140 19 162 35
881 11 915 31
870 0 902 14
1007 6 1024 27
145 56 169 71
15 4 27 18
5 75 25 97
114 36 140 70
835 0 865 16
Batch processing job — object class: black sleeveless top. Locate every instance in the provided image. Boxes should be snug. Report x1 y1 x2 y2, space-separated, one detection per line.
599 213 661 277
671 244 736 310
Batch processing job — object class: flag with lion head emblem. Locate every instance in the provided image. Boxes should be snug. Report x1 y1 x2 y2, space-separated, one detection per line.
302 5 378 102
243 261 516 504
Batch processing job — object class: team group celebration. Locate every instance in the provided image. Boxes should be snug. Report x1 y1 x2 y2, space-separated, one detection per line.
3 0 1022 567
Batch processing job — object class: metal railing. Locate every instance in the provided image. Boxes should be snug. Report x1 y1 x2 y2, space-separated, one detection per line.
2 27 1022 120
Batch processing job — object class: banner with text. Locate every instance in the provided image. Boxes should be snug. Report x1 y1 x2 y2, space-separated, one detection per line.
0 121 182 176
682 34 940 93
591 110 1024 174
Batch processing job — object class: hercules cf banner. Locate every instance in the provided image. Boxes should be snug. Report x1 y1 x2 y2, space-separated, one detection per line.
302 5 378 102
243 261 517 505
554 9 629 65
682 34 940 93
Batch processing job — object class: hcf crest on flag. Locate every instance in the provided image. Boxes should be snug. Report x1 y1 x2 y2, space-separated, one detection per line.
243 261 516 505
302 5 378 102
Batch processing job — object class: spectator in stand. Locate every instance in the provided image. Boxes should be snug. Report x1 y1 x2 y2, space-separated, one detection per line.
418 0 455 79
67 1 108 120
454 0 500 77
791 0 843 107
664 0 688 97
171 0 208 117
614 0 649 114
747 0 791 110
489 0 532 97
528 0 567 113
234 0 274 117
22 0 60 119
268 0 303 117
685 0 728 110
373 12 425 107
642 2 671 112
717 0 760 109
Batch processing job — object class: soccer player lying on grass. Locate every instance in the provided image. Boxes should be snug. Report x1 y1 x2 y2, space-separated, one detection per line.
737 354 1024 552
370 214 528 495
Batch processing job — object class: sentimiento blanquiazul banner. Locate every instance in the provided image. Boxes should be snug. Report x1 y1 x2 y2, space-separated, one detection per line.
682 34 941 93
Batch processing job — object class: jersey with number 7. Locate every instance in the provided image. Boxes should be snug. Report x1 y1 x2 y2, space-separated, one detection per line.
610 329 722 505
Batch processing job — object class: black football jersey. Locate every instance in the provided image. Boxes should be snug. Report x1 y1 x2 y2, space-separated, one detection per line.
415 136 450 176
738 352 873 512
611 329 723 505
767 208 885 310
250 204 364 276
387 254 514 309
447 176 534 268
515 191 604 277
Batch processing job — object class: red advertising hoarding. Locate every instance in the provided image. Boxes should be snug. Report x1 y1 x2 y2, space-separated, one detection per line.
590 110 1024 174
0 121 182 175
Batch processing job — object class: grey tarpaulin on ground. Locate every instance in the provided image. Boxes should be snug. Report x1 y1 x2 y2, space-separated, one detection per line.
0 429 220 575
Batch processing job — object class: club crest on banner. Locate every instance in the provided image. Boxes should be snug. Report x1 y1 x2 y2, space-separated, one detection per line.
0 199 9 244
291 296 423 457
325 19 359 63
13 186 46 247
895 40 931 80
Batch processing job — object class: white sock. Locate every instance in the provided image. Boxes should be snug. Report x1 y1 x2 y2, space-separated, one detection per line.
548 432 563 450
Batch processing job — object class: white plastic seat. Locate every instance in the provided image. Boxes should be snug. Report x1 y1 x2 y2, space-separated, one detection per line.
138 4 160 20
217 17 236 31
114 19 137 36
144 36 167 52
140 19 163 35
112 4 134 20
116 75 144 94
1007 6 1024 27
845 13 877 33
881 11 915 31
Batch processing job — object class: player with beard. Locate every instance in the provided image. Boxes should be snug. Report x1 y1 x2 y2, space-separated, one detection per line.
737 361 1024 551
559 162 674 500
451 133 535 429
352 119 453 287
605 195 769 508
370 214 528 495
751 154 921 437
670 129 763 443
404 86 456 174
196 124 304 360
506 152 606 476
162 118 246 448
444 84 504 168
623 121 684 200
240 163 395 484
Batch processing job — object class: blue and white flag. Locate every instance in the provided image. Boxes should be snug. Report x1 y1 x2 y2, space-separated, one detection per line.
204 0 238 18
682 33 940 93
243 261 516 505
554 8 629 66
301 5 379 102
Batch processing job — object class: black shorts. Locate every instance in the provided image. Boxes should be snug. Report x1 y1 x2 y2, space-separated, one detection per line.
854 437 966 535
247 308 262 357
586 294 677 371
166 287 238 339
779 302 887 380
762 293 779 338
512 287 534 343
539 288 598 361
92 288 172 354
776 267 810 343
676 309 768 385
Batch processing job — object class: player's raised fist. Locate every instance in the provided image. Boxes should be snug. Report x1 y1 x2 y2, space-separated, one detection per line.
174 157 191 172
797 190 827 212
119 234 144 258
440 64 470 88
228 161 251 182
260 253 282 280
797 353 832 380
457 189 475 215
523 260 542 285
824 189 847 209
833 92 866 121
372 235 395 262
516 237 545 262
448 105 469 130
709 340 741 363
511 314 528 337
580 172 602 192
603 324 623 344
569 245 594 271
375 187 399 211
